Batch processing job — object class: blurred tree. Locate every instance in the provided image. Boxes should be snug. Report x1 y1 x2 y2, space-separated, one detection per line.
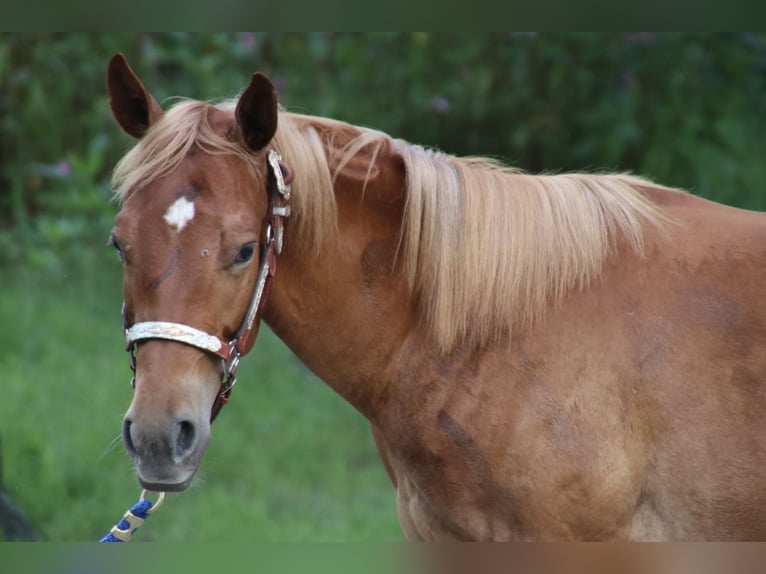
2 33 765 267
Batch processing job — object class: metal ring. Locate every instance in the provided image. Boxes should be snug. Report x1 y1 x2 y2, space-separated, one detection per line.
228 354 240 374
140 489 166 514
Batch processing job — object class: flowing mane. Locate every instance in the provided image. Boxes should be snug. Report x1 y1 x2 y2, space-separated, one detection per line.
112 99 671 352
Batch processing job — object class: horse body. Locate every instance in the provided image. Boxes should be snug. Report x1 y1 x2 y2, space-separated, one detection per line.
106 54 766 540
267 163 766 540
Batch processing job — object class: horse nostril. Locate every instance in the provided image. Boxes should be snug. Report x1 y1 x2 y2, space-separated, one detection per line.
122 418 137 457
175 420 197 460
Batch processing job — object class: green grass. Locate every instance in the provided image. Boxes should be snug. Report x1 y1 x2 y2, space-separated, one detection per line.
0 243 402 541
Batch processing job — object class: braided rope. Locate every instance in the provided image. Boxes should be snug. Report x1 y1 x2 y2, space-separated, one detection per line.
100 491 165 542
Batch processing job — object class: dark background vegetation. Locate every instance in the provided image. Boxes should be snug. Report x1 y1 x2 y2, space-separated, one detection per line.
1 33 765 540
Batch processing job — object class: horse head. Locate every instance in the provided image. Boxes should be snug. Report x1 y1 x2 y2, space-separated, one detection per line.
107 54 287 491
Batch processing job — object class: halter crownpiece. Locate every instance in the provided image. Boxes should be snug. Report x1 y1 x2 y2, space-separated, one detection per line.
123 149 292 422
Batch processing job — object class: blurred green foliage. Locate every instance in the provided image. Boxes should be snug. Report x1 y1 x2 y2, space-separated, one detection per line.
2 33 766 268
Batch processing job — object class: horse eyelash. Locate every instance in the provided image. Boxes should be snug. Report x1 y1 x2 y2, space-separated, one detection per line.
108 235 126 261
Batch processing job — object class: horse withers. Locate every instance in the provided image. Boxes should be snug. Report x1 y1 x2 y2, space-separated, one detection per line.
106 53 766 540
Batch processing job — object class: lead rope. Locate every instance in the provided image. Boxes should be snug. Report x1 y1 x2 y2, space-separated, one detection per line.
99 490 165 542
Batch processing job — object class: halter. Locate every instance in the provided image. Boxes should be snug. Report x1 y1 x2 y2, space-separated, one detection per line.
122 149 292 422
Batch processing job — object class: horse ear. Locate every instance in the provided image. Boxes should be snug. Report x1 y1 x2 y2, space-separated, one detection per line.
235 73 278 151
107 53 163 139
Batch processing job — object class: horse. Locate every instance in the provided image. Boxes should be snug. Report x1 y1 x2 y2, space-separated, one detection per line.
105 53 766 541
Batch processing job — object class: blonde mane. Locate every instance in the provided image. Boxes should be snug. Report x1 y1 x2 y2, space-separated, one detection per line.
396 149 669 350
112 99 670 352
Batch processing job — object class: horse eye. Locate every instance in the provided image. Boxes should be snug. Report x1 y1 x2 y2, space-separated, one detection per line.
233 242 256 266
109 235 125 263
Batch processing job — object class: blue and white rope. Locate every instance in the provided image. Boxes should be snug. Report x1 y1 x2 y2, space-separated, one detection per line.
100 490 165 542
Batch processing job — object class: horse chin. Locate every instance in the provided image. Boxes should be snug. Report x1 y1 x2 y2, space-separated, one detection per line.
134 457 202 493
138 473 196 493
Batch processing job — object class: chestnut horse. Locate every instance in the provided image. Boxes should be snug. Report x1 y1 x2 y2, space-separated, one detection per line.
106 53 766 540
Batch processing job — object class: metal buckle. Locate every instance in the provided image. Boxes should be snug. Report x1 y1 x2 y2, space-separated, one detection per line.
220 343 241 396
268 150 291 200
140 489 165 513
223 353 240 380
272 205 291 217
128 342 137 389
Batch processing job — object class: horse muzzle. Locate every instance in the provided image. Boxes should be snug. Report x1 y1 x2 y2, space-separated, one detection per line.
122 408 211 492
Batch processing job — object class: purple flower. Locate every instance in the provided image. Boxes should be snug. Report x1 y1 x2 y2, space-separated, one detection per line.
238 33 258 52
55 160 71 178
430 95 450 115
272 75 287 96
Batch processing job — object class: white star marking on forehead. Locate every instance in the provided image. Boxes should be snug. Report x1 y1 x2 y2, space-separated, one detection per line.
164 197 195 232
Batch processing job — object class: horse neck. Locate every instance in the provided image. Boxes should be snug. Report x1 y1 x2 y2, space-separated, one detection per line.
263 138 413 416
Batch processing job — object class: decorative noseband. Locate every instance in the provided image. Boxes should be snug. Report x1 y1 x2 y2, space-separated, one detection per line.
123 149 292 422
125 322 234 358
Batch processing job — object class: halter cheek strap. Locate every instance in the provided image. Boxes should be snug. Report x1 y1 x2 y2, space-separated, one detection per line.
123 149 292 422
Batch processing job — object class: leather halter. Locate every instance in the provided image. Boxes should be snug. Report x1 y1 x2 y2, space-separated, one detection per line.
122 149 292 422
